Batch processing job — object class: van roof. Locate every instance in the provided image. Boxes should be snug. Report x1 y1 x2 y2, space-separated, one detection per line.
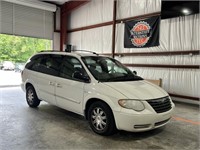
37 50 109 58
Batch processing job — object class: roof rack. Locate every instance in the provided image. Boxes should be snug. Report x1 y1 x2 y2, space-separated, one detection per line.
39 50 65 53
39 50 99 55
71 50 99 55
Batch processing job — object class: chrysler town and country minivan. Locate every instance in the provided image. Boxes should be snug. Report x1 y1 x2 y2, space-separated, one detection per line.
21 51 175 135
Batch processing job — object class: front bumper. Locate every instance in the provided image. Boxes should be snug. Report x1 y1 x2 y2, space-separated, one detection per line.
113 104 175 132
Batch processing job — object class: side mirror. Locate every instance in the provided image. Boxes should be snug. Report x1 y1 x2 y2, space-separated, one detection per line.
133 71 137 75
73 71 90 83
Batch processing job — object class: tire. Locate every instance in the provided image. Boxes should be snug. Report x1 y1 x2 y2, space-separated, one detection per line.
26 86 40 108
88 101 117 136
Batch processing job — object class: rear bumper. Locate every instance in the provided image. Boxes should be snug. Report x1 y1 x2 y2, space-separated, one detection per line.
113 104 175 132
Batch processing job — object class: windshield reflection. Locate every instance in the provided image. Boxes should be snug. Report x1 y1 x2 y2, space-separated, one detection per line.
81 56 143 82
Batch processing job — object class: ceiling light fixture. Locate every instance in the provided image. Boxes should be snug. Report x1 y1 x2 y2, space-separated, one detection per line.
182 8 191 15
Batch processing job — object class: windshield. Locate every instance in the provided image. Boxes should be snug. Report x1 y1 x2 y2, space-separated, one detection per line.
81 56 143 82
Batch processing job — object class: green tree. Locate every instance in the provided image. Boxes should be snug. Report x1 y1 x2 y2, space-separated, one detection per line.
0 34 51 62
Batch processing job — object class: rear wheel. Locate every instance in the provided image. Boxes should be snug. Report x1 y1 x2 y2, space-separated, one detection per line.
88 101 116 136
26 86 40 108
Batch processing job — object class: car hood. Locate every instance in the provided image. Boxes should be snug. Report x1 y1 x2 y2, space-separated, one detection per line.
103 80 168 100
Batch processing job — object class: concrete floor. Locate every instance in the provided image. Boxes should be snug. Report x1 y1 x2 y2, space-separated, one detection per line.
0 70 21 87
0 87 199 150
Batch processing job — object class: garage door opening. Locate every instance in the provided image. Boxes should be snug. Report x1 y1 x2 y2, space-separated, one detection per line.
0 34 52 87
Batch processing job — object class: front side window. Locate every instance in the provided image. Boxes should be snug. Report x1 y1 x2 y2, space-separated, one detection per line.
60 56 89 81
82 56 143 82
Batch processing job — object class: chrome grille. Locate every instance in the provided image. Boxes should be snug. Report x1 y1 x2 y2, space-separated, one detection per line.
147 96 172 113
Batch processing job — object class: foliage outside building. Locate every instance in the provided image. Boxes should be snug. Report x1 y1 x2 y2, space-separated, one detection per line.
0 34 52 63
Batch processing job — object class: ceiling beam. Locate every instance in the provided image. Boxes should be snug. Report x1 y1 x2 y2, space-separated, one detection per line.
61 0 91 14
60 0 90 51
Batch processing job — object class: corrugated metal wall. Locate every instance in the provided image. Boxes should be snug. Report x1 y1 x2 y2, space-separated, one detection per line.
67 0 200 101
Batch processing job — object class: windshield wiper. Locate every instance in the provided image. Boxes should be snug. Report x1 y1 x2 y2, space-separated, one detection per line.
104 75 143 82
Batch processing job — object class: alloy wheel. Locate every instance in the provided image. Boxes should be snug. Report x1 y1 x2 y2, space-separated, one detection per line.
91 107 107 131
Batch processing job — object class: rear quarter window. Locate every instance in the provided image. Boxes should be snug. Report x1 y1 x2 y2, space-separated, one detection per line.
25 54 63 77
25 54 44 70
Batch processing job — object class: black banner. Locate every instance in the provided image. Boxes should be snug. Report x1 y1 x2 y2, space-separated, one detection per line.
124 16 160 48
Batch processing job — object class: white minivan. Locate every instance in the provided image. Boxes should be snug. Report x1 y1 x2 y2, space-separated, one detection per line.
21 51 175 135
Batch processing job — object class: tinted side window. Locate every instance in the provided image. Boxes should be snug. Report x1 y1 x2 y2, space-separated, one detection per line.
26 54 63 77
46 55 63 76
60 56 88 80
25 54 44 70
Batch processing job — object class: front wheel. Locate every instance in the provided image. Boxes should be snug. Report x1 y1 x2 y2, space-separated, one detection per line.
88 101 116 136
26 86 40 108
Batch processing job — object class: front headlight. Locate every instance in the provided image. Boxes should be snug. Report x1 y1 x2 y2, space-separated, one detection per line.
118 99 145 111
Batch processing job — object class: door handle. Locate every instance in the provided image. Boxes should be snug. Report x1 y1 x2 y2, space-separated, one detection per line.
49 81 55 86
56 83 62 88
